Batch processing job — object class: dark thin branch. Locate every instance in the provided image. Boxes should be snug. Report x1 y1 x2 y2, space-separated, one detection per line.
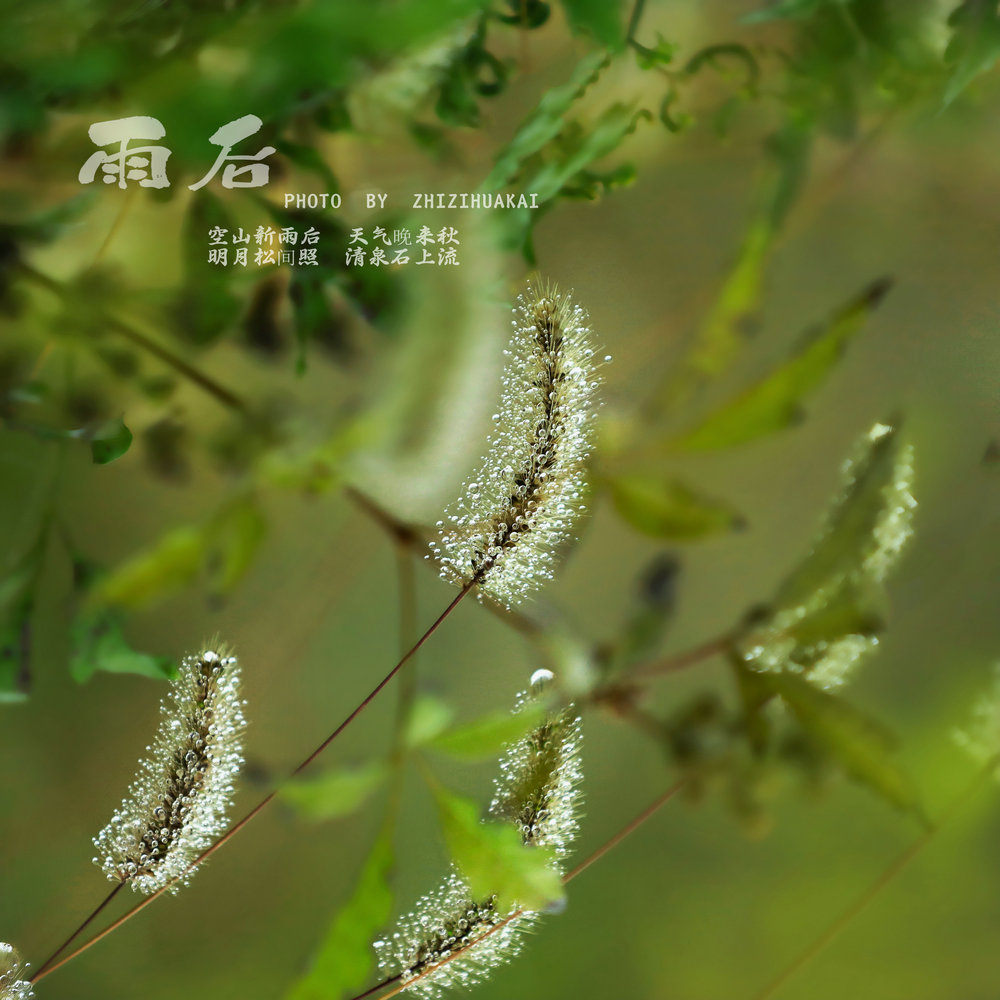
349 779 687 1000
17 263 248 414
31 581 476 985
749 762 995 1000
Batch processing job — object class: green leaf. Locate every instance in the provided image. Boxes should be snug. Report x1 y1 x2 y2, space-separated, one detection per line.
69 610 175 683
281 762 389 821
607 555 680 671
284 828 395 1000
431 781 564 912
743 0 829 23
482 50 609 192
0 529 48 704
403 694 457 748
430 702 548 760
89 416 132 465
657 121 811 409
673 277 893 452
560 0 625 50
207 498 268 597
608 474 746 539
944 0 1000 107
0 619 31 704
774 421 913 608
760 669 922 816
92 526 205 610
766 575 886 652
523 102 647 205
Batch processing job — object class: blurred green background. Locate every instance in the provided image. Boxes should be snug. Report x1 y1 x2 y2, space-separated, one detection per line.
2 1 1000 999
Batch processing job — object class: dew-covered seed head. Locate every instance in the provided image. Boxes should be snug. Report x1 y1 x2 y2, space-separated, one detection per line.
0 943 33 1000
432 279 603 609
92 646 246 895
374 672 583 997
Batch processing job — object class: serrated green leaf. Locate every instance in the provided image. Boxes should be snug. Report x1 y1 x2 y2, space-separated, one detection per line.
760 669 921 816
944 0 1000 107
430 702 547 760
672 278 893 451
482 50 609 191
285 828 395 1000
282 762 389 821
774 422 913 608
431 781 564 912
69 610 175 683
90 416 132 465
560 0 625 50
525 102 646 205
608 474 746 539
93 527 204 609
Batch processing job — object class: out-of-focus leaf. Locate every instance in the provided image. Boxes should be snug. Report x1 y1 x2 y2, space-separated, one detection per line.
282 762 389 821
943 0 1000 107
0 529 48 704
93 526 204 609
431 781 564 912
560 0 625 50
608 474 745 538
89 416 132 465
497 0 551 27
523 102 647 205
403 694 456 748
69 609 175 683
0 618 31 704
739 423 914 689
775 422 913 608
173 190 241 346
672 277 893 451
743 0 828 23
482 50 609 191
759 669 922 816
430 702 547 760
93 495 268 609
659 121 811 408
206 497 268 598
606 554 681 671
284 827 395 1000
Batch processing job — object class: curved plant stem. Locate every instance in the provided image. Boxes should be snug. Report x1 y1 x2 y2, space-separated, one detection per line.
30 580 476 986
750 763 994 1000
630 631 735 678
353 778 687 1000
32 881 123 979
17 263 248 413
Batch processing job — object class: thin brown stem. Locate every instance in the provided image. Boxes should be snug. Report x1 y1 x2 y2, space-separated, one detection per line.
352 778 687 1000
17 263 248 414
750 763 994 1000
345 486 543 640
31 581 476 985
32 882 124 979
630 631 734 678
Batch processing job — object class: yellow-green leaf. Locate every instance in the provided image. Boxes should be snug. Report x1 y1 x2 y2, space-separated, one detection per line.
431 781 564 912
430 702 547 760
282 762 389 821
762 670 922 817
92 527 204 609
284 828 395 1000
673 278 893 451
608 474 745 539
